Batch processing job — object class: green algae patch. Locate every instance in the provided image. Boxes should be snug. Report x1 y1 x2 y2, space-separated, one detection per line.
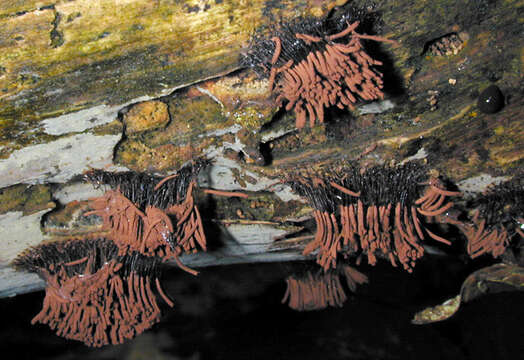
115 140 194 173
200 74 278 131
0 1 56 18
161 91 229 146
230 106 273 131
114 89 231 173
0 0 338 158
123 101 169 135
0 184 54 216
206 191 303 223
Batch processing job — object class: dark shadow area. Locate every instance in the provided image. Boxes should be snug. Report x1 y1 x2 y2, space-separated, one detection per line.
197 194 225 252
259 106 290 132
324 107 355 141
365 39 405 98
258 140 273 166
3 258 522 360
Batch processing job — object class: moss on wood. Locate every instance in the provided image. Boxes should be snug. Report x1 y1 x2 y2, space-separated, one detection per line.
0 0 523 297
0 184 54 216
0 0 341 157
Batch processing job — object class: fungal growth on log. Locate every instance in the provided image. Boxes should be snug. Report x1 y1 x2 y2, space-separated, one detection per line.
287 162 461 272
458 176 523 259
12 158 250 346
14 238 173 347
84 159 248 268
282 265 368 311
84 160 209 274
2 0 522 353
244 10 395 129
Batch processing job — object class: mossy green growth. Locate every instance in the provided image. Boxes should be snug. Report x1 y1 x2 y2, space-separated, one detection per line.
114 91 230 172
142 93 229 148
230 105 276 131
0 1 56 18
1 0 337 158
0 184 54 216
205 191 305 222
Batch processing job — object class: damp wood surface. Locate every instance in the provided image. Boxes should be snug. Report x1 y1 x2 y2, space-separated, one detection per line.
0 0 345 158
0 0 523 298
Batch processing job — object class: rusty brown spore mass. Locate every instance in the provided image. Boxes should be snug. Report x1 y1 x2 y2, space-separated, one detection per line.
84 159 248 274
457 176 523 259
287 163 461 272
244 11 395 129
14 238 173 347
84 160 209 272
282 265 368 311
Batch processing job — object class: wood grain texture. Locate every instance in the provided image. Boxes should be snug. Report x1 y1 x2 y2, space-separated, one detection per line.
0 0 522 298
0 0 342 157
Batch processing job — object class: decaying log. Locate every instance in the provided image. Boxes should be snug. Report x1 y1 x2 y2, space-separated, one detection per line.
0 0 522 298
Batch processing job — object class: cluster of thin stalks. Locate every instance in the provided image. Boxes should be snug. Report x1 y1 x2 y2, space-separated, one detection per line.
289 168 461 272
282 265 368 311
17 161 249 347
267 21 394 129
85 180 205 275
15 239 173 347
85 164 247 275
456 177 523 259
459 211 514 258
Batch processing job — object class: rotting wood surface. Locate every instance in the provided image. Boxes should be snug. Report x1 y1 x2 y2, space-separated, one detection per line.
0 0 343 158
0 0 523 298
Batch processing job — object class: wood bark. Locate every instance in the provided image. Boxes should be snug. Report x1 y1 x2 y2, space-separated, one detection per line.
0 0 522 298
